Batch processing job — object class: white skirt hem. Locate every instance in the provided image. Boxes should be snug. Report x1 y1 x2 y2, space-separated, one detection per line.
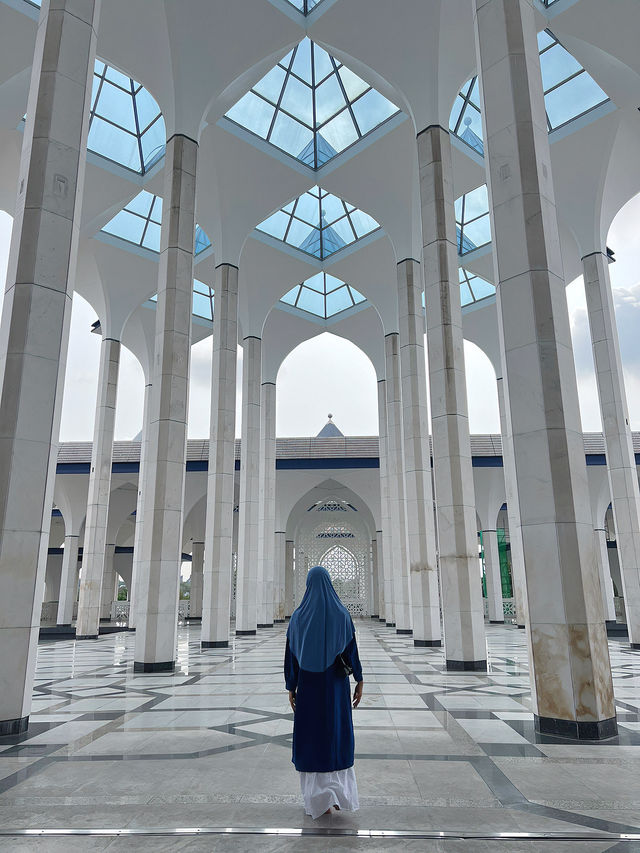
299 767 359 820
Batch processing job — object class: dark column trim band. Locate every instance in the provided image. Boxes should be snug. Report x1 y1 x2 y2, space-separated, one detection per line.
580 251 607 261
76 634 99 640
397 257 421 266
416 123 448 139
215 262 239 271
385 621 396 628
236 629 256 636
446 659 487 672
489 620 505 624
535 714 618 740
257 623 273 629
166 132 199 146
0 715 29 735
414 639 442 647
396 628 413 635
261 381 276 387
201 640 229 649
384 332 400 339
242 335 261 342
133 660 175 673
275 531 286 535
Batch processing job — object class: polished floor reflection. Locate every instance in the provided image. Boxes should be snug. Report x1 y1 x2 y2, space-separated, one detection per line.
2 621 640 851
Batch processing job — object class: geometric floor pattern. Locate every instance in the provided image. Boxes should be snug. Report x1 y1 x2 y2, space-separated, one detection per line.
2 621 640 851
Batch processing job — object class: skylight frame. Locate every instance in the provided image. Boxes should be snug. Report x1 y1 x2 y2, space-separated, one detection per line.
280 272 367 320
149 279 214 323
458 268 495 307
285 0 325 13
455 185 491 256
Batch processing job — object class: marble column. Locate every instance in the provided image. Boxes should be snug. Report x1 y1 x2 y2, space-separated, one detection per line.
384 337 412 632
418 124 486 670
497 376 528 627
201 264 238 648
236 336 262 633
99 543 116 621
0 0 100 734
133 134 198 673
190 541 204 619
594 527 617 623
474 0 616 737
397 258 441 646
583 251 640 645
76 336 120 637
56 534 79 626
257 381 276 625
128 381 152 631
483 529 504 623
377 380 392 624
375 533 385 621
285 539 294 618
371 539 379 617
274 531 286 622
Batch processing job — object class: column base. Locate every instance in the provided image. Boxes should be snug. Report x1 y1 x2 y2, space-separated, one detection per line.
396 628 413 635
99 618 110 623
534 714 618 740
201 640 229 649
446 659 487 672
414 639 442 647
273 619 286 624
378 618 386 623
385 622 396 628
184 616 202 622
630 643 640 650
257 623 273 629
370 614 379 619
236 629 256 636
133 660 175 673
127 627 136 632
56 623 72 628
0 715 28 736
517 624 526 630
489 620 505 624
76 634 99 640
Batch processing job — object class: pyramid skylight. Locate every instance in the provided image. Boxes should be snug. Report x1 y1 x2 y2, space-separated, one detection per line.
459 269 495 307
101 191 211 256
224 38 400 170
450 30 609 153
285 0 324 12
455 185 491 256
150 280 214 323
256 186 379 260
281 273 367 319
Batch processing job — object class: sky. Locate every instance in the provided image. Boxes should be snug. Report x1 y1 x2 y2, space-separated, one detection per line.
0 192 639 441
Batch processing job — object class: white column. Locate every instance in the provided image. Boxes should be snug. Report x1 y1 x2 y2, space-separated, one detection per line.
483 529 503 623
583 251 640 644
257 380 276 625
594 527 616 623
56 534 79 626
201 263 238 648
397 258 441 646
99 543 116 621
236 336 262 633
0 0 100 734
474 0 616 738
274 531 286 622
419 124 486 670
128 381 152 630
497 376 528 627
371 538 379 617
384 335 412 632
285 539 294 618
377 380 392 624
190 541 204 619
76 336 120 637
375 532 385 621
134 134 198 673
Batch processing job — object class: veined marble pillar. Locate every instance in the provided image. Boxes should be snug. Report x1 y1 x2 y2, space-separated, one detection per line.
594 527 616 623
375 533 385 621
496 376 528 628
0 0 100 734
257 381 276 625
99 543 116 621
583 251 640 644
274 531 286 621
483 529 503 623
397 259 441 646
236 336 262 633
384 334 412 633
56 534 79 626
474 0 616 737
190 541 204 619
129 381 152 630
76 336 120 637
371 539 379 617
377 380 392 624
285 539 294 618
201 264 238 648
418 124 486 670
134 134 198 672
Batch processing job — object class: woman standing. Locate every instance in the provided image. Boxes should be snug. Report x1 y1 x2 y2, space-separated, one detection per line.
284 565 364 819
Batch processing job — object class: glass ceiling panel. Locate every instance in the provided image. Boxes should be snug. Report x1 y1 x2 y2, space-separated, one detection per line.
449 30 609 152
256 185 380 260
101 191 211 256
150 279 214 322
225 38 400 170
285 0 324 13
459 268 495 307
281 272 366 319
455 185 491 255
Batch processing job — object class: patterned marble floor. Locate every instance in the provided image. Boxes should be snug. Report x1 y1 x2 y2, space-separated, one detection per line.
2 621 640 851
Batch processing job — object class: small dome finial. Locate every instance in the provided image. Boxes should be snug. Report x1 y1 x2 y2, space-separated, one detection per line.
464 116 472 127
328 413 333 420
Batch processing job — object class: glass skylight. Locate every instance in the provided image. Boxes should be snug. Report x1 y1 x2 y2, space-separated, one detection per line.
89 61 165 174
450 31 609 152
281 272 366 319
455 185 491 255
101 191 211 256
459 268 495 307
256 186 379 260
225 38 400 170
285 0 324 12
150 280 214 323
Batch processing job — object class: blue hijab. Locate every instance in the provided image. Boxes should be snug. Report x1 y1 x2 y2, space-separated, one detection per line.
287 566 354 673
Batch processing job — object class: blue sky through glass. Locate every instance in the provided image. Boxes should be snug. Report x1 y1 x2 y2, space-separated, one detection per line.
285 0 324 12
459 268 495 307
101 191 211 256
225 38 400 170
281 272 366 319
450 30 609 152
150 280 214 322
256 186 379 259
455 185 491 255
